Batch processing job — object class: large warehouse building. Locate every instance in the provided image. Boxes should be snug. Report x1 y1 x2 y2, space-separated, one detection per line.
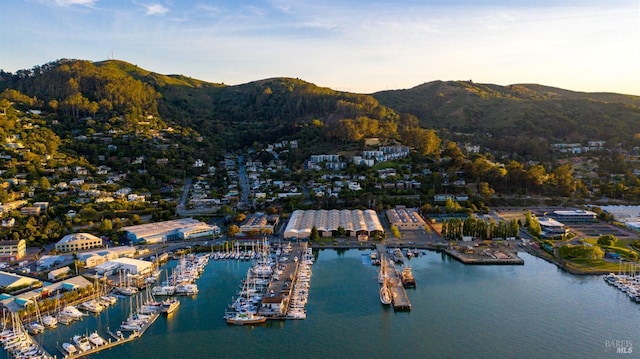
386 207 427 230
283 209 384 240
123 218 220 244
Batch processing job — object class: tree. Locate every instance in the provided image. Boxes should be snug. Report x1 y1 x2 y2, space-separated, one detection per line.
227 224 240 238
235 213 246 223
390 225 401 238
99 218 113 233
310 226 319 241
597 234 617 247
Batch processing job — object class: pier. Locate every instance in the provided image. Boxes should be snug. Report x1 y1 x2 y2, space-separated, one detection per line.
445 247 524 265
258 242 312 320
58 311 160 358
377 245 411 311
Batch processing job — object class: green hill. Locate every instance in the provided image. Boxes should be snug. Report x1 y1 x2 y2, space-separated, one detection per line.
3 59 640 163
373 81 640 158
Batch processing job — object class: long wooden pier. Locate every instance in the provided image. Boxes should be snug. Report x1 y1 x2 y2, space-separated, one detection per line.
377 245 411 311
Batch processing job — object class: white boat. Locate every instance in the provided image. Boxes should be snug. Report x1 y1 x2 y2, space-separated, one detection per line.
62 342 78 355
161 297 180 314
73 334 93 352
225 311 266 325
117 286 139 296
88 332 106 346
98 295 117 306
41 314 58 328
79 299 104 313
175 283 199 296
380 284 392 305
152 285 176 296
119 321 142 332
61 306 85 319
26 321 44 334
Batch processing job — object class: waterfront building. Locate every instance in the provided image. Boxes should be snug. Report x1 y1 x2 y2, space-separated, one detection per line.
284 209 384 240
123 218 220 244
47 266 72 281
239 213 279 235
386 207 427 230
55 233 103 252
0 271 41 293
95 257 152 276
0 239 26 261
538 217 569 238
1 275 92 312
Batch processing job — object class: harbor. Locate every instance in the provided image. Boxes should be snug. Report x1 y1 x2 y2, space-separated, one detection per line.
0 250 638 359
1 252 213 359
223 241 314 324
55 309 159 359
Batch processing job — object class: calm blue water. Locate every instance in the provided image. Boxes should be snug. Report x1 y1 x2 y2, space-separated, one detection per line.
9 250 640 358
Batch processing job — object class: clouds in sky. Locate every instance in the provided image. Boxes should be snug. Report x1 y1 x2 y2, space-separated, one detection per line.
53 0 96 6
144 3 169 16
2 0 638 95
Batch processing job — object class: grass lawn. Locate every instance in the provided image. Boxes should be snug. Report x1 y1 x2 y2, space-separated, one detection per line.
565 258 622 273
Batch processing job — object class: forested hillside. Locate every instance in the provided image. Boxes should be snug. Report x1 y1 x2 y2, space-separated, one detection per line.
0 59 441 158
3 59 640 166
374 81 640 160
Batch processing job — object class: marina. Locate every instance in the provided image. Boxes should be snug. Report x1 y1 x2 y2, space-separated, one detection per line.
224 241 314 323
1 249 640 358
0 253 212 359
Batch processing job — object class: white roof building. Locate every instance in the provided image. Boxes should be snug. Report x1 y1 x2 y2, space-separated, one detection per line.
123 218 219 244
95 257 152 276
284 209 384 239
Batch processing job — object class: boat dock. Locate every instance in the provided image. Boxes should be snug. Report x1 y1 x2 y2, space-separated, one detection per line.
445 247 524 265
377 245 411 311
258 242 312 320
58 309 160 358
6 332 53 359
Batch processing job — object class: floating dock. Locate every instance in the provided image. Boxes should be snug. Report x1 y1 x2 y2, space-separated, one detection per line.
445 248 524 265
58 311 160 358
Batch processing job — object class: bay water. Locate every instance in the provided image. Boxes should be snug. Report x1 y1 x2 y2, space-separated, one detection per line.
10 250 640 358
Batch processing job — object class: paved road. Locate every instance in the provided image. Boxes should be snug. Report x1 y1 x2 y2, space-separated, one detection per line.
238 155 249 206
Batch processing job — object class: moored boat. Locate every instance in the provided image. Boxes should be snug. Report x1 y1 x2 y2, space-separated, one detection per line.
225 311 267 325
88 331 106 346
42 314 58 328
401 266 416 288
380 283 392 305
73 334 93 352
62 342 77 355
161 297 180 314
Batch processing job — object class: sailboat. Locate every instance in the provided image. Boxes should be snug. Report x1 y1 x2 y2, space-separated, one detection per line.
117 269 139 296
42 298 58 328
380 276 392 305
26 299 45 334
378 255 392 305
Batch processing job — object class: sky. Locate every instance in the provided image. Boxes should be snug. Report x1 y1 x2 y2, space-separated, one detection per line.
1 0 639 95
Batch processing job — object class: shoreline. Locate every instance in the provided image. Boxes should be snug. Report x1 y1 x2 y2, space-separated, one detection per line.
308 240 609 275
